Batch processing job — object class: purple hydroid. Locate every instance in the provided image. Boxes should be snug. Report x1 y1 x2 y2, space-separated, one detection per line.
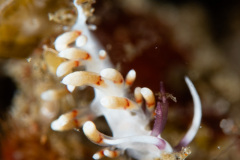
151 82 169 137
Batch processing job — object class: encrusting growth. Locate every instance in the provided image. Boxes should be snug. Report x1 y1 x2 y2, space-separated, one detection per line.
41 0 202 159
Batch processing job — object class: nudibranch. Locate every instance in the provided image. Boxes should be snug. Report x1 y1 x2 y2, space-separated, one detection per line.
41 0 202 159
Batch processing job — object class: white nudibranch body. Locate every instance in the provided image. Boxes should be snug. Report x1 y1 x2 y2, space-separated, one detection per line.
43 1 202 160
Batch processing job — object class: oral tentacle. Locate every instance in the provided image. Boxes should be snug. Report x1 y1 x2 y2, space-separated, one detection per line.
174 77 202 151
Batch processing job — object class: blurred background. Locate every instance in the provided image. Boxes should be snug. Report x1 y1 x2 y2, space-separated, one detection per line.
1 0 240 159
